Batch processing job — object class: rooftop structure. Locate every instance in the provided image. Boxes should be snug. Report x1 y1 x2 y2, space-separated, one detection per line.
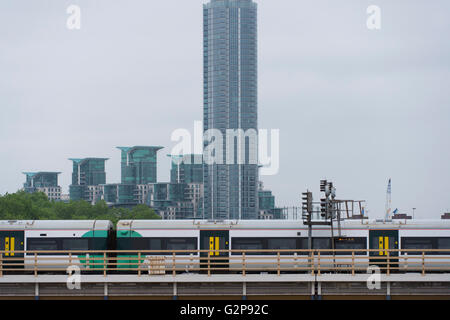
117 146 163 185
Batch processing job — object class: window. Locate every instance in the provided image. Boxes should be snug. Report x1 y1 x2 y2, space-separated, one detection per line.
232 238 304 255
131 238 149 250
401 237 434 255
313 238 331 250
62 239 89 251
334 237 367 255
267 238 297 255
27 239 58 252
232 238 264 255
437 238 450 250
27 237 97 255
166 238 197 251
149 239 162 251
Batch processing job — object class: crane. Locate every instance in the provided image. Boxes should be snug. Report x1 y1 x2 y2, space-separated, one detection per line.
385 178 392 220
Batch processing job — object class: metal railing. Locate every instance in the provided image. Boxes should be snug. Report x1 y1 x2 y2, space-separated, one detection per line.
0 249 449 277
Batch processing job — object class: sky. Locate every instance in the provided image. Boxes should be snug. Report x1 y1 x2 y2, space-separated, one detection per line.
0 0 449 219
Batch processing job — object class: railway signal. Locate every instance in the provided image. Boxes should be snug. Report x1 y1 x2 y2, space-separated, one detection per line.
302 191 313 214
320 198 328 218
320 180 327 192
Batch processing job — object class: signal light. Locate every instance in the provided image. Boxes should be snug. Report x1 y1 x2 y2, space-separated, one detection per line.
320 198 327 217
302 192 313 213
320 180 327 192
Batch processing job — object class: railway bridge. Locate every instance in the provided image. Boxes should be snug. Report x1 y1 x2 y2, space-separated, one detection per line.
0 248 449 299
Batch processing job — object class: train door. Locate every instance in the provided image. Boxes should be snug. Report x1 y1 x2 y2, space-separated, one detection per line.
369 230 399 272
200 230 229 272
0 231 25 269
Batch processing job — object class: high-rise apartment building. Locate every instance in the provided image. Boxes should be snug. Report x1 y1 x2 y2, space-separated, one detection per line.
118 146 162 185
103 146 162 207
257 182 283 220
23 172 62 201
69 158 108 202
170 154 203 184
203 0 259 219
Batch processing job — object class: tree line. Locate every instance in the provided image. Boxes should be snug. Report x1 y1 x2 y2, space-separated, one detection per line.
0 191 160 224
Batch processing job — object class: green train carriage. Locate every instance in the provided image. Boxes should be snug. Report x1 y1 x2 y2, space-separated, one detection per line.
0 220 115 271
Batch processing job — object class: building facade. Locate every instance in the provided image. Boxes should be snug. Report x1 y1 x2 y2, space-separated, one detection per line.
203 0 259 220
258 182 283 220
138 183 196 220
102 146 162 207
170 154 203 184
118 146 162 185
23 172 62 201
69 158 108 203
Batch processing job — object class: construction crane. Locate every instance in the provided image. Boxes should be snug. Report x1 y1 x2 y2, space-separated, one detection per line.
385 178 392 220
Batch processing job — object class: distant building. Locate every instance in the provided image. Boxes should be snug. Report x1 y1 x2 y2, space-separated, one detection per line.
133 182 200 220
102 183 136 207
23 172 62 201
118 146 162 185
392 213 412 220
102 146 163 207
69 158 108 203
153 183 195 219
258 182 283 220
170 154 203 184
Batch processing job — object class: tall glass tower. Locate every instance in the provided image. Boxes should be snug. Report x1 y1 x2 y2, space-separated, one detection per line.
203 0 258 220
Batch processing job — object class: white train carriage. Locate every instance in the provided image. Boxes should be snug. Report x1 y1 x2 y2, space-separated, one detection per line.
116 219 450 273
0 220 114 271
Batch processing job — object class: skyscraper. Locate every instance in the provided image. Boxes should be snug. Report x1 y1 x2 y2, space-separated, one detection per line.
203 0 258 219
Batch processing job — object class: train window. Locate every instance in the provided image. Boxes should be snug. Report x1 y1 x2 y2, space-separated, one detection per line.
166 238 197 253
267 238 297 255
267 238 296 249
313 238 331 250
149 239 162 251
299 238 309 248
132 238 149 250
401 237 434 255
312 238 332 255
296 238 311 255
231 238 264 255
437 238 450 249
62 239 89 251
27 238 58 253
334 237 367 255
437 238 450 255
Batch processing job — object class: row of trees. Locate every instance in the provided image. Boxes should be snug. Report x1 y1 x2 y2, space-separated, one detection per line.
0 191 160 224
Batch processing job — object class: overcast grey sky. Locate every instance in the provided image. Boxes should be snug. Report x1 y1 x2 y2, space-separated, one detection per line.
0 0 449 219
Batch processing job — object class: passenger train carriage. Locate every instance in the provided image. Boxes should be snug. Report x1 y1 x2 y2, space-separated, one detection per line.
0 220 114 270
1 219 449 273
116 219 450 272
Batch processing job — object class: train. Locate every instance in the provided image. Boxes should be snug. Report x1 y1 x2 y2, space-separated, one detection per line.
0 220 114 270
1 218 450 272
